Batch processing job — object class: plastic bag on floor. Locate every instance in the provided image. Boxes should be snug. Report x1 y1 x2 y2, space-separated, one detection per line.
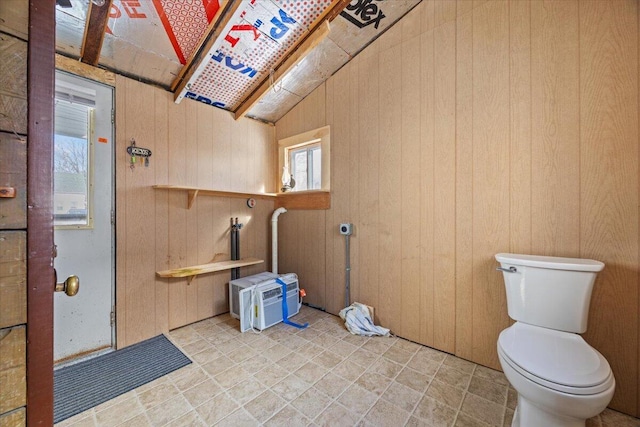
339 302 390 337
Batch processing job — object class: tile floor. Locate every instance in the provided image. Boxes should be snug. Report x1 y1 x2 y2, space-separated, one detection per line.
56 306 640 427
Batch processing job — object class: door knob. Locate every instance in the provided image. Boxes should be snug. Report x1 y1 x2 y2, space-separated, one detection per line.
54 269 80 296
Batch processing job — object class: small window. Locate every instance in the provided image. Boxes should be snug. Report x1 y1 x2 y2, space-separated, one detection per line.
278 126 330 193
54 87 95 228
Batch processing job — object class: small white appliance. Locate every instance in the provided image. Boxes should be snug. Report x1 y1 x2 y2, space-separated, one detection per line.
495 253 615 427
229 272 301 332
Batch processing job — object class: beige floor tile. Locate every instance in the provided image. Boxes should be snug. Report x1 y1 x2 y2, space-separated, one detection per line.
171 366 208 392
262 344 293 362
364 399 410 426
473 366 508 386
392 339 422 354
135 377 170 395
328 339 359 357
506 389 517 410
467 376 507 406
227 376 268 405
183 379 223 408
348 348 380 368
314 372 351 398
163 410 206 427
455 412 492 427
137 380 181 411
355 372 392 396
253 364 292 388
443 355 476 374
341 334 369 348
214 364 250 389
426 379 466 409
57 410 96 427
332 360 367 382
264 404 309 427
314 351 344 369
296 343 325 359
294 361 328 384
169 327 200 346
367 357 403 379
276 352 310 371
381 381 422 413
201 355 235 377
216 408 260 427
226 345 258 364
194 392 239 425
312 333 341 349
190 347 223 365
405 415 432 426
271 374 312 401
314 402 360 427
407 352 442 376
117 413 151 427
337 384 378 417
382 346 414 365
95 396 144 427
94 391 136 413
244 390 288 423
435 365 472 390
242 355 274 374
413 395 457 427
180 340 212 357
600 408 640 427
291 388 333 420
56 411 98 427
460 393 504 426
395 367 431 393
361 339 394 355
503 409 514 427
145 394 191 426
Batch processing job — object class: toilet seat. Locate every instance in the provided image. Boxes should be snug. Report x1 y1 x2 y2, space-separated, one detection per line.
498 323 614 395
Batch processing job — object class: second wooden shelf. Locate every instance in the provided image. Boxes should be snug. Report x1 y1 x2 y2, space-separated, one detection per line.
156 258 264 283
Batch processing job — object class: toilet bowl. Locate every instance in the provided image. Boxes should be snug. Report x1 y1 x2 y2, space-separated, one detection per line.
498 322 615 427
495 253 615 427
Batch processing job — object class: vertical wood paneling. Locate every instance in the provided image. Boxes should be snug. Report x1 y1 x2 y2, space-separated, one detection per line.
401 33 422 341
433 20 456 353
378 40 402 332
419 28 435 346
357 46 380 315
154 89 170 335
123 78 157 345
455 8 474 360
274 0 640 416
531 0 580 257
579 0 639 414
115 75 128 347
471 0 510 369
509 0 532 255
116 77 275 340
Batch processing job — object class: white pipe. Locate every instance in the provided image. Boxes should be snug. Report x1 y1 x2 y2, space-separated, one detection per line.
271 207 287 274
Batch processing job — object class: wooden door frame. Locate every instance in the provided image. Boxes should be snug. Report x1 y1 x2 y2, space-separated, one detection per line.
26 0 56 424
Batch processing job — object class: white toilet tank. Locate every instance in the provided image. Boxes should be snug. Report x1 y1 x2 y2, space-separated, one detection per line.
495 253 604 333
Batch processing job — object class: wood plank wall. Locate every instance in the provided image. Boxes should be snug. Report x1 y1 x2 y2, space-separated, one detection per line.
0 11 27 425
275 0 640 416
115 76 276 347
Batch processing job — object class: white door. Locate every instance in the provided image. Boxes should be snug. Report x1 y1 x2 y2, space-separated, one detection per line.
53 71 115 363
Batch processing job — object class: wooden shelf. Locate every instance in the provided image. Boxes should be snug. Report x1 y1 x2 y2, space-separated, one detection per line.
153 185 276 209
153 185 330 210
156 258 264 283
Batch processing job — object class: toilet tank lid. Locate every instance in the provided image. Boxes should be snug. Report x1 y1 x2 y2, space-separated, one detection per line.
495 253 604 272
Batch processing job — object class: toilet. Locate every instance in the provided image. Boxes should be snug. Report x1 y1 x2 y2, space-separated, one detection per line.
495 253 615 427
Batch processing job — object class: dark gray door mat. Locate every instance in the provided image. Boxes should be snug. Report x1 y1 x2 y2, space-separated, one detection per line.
54 334 191 424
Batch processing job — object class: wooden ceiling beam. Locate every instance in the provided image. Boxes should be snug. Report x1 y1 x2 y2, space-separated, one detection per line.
233 0 351 120
172 0 242 101
170 0 229 92
80 0 113 66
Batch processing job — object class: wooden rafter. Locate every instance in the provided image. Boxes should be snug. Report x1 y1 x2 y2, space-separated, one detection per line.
170 0 229 92
80 0 113 66
233 0 351 120
172 0 242 101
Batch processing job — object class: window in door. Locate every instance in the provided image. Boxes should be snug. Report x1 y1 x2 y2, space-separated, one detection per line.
54 82 95 228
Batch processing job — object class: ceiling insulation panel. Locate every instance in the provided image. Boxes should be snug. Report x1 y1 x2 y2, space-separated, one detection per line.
176 0 333 110
246 0 420 122
56 0 220 87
